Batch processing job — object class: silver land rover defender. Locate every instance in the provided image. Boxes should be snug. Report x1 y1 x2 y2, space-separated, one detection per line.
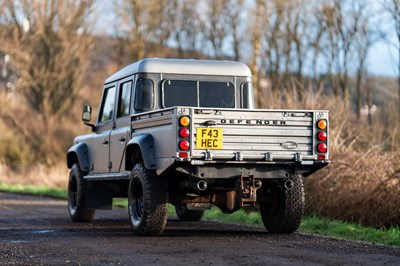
67 58 329 236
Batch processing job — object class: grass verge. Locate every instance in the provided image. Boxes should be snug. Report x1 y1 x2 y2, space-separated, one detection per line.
1 183 399 247
0 183 66 199
300 216 400 247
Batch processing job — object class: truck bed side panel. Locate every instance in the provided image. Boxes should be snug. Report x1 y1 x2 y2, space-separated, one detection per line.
131 109 177 172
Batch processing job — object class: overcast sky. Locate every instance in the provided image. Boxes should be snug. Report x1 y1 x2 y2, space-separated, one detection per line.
369 40 398 77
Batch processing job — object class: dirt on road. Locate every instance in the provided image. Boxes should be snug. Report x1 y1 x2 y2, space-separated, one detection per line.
0 192 399 265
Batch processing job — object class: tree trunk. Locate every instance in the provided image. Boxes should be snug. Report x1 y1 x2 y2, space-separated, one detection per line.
397 44 400 115
356 69 362 119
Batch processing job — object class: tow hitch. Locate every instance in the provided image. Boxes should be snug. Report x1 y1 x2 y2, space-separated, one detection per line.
240 176 262 207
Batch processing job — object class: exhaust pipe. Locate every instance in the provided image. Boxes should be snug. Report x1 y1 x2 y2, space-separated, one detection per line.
284 179 294 190
196 180 207 191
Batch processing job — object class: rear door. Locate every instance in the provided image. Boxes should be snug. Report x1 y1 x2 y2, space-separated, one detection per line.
109 77 134 172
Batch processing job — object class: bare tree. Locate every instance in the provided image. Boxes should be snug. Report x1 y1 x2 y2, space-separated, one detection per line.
382 0 400 115
169 0 202 58
0 0 94 126
316 0 366 103
225 0 246 61
262 0 285 93
289 0 309 84
353 3 381 119
0 0 94 164
308 1 326 86
199 0 231 59
318 3 340 95
117 0 175 61
278 0 310 100
249 0 269 107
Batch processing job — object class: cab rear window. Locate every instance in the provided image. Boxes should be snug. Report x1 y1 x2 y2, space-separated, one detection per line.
163 80 235 108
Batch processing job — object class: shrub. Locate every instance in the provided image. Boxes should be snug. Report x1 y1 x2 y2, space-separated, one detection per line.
259 85 400 227
0 123 33 170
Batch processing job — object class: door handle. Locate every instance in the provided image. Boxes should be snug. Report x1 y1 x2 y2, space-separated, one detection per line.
102 140 109 145
119 137 126 142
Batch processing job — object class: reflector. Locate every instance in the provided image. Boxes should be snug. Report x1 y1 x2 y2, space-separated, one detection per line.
179 152 188 158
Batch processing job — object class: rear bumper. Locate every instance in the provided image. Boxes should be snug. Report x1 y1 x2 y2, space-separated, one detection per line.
173 160 329 179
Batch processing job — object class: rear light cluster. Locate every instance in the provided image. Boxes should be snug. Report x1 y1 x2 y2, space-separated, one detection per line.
178 116 190 158
316 119 328 160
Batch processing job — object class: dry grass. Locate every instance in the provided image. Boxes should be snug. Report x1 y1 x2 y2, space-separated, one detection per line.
0 163 67 188
259 85 400 227
305 151 400 227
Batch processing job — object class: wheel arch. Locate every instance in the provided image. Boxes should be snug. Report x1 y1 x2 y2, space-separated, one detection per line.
67 142 90 172
125 134 157 171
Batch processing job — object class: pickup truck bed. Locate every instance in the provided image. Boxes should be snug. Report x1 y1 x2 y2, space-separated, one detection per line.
131 106 329 178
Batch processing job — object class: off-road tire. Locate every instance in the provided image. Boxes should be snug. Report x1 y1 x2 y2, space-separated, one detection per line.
175 205 204 221
67 163 95 222
128 163 168 236
259 174 305 234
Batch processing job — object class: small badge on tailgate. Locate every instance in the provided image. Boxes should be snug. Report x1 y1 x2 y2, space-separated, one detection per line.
281 141 298 150
196 128 223 149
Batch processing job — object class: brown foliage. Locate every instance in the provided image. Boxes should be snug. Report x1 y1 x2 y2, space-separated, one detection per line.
305 151 400 227
0 0 94 164
258 85 400 228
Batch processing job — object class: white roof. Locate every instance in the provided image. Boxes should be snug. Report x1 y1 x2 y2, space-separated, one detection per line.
105 58 252 84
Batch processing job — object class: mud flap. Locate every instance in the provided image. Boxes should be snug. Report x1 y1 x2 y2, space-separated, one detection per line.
84 183 113 210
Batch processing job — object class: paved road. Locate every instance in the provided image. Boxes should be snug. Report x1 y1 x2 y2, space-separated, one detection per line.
0 192 399 265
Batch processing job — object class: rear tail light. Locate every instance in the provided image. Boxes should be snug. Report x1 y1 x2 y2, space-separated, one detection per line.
317 143 327 153
179 116 190 127
179 140 190 150
179 128 190 138
317 119 327 130
179 152 188 158
316 119 328 159
178 116 191 157
317 131 327 141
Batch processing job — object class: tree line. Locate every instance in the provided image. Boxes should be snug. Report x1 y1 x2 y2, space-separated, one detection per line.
0 0 399 164
115 0 398 115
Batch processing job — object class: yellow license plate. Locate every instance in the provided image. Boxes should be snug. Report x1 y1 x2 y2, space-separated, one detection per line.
196 128 223 149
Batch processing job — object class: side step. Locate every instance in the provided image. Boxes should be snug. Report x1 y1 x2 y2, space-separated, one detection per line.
84 172 130 181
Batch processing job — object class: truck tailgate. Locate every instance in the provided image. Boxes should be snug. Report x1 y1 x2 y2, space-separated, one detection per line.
190 108 326 162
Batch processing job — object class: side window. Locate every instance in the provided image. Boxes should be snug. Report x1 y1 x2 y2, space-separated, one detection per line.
98 86 116 123
117 81 133 118
134 78 154 111
241 82 255 109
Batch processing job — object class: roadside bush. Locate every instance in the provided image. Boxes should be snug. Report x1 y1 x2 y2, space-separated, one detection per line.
259 85 400 228
304 151 400 227
0 122 32 170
